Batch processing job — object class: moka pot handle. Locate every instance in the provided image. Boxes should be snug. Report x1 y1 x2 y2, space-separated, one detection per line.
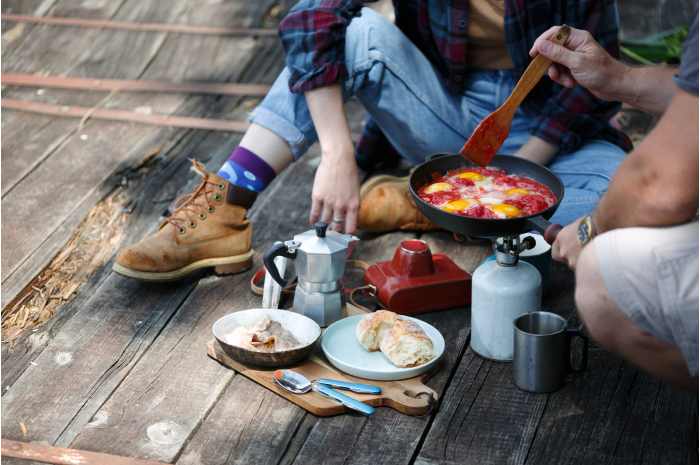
263 241 297 287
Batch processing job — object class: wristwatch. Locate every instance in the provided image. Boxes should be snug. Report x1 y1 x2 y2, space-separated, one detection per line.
577 215 597 246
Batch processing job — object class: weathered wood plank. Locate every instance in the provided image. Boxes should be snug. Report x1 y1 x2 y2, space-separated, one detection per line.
175 375 308 465
524 350 698 465
0 272 197 443
1 0 60 51
415 349 548 465
1 0 131 194
66 145 318 460
1 121 238 390
1 0 280 305
1 0 191 277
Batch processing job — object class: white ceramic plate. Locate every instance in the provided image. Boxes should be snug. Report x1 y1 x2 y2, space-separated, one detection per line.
321 314 445 381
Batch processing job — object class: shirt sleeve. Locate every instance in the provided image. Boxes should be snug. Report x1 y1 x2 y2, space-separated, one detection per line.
673 13 699 95
278 0 372 93
529 0 631 154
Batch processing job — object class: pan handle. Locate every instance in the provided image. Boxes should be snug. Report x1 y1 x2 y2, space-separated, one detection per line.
526 216 563 244
427 153 453 161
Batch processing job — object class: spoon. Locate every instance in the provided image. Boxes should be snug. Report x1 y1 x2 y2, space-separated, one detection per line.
459 25 571 167
273 369 378 415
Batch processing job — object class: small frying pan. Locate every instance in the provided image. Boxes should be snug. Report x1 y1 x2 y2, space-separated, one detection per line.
409 153 564 242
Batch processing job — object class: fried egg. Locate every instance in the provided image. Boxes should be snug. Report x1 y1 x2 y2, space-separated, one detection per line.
457 171 484 182
506 187 530 196
489 204 522 218
441 198 475 212
424 182 453 194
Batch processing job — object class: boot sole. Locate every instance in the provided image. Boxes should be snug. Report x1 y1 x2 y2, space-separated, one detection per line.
112 250 254 282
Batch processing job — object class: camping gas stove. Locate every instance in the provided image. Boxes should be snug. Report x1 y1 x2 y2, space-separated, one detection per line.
407 153 565 362
470 235 541 361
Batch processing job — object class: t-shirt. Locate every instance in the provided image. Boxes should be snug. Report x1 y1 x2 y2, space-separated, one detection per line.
674 13 699 95
465 0 513 70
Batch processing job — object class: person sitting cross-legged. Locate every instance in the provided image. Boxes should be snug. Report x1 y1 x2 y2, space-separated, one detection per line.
114 1 632 282
531 17 699 389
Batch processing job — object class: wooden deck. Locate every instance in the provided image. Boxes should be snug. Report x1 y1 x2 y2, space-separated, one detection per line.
1 1 697 464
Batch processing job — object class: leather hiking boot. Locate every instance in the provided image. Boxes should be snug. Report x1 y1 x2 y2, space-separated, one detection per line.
113 160 256 281
357 174 439 232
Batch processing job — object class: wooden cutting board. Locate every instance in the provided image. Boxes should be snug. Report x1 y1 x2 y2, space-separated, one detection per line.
207 303 441 416
207 339 440 417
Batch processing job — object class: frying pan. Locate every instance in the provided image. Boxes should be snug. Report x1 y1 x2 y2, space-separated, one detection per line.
409 153 564 242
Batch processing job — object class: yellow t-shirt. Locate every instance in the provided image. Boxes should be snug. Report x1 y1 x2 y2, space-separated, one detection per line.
466 0 514 69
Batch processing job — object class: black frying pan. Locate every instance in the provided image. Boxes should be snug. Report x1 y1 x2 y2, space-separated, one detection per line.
409 153 564 242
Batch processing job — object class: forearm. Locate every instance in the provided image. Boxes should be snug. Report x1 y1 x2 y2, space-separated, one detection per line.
611 65 679 114
514 136 558 166
305 84 354 157
593 91 699 232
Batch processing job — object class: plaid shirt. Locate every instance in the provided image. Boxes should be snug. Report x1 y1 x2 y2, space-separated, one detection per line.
279 0 632 155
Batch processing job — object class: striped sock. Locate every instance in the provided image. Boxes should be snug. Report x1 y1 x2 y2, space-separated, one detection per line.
217 146 276 193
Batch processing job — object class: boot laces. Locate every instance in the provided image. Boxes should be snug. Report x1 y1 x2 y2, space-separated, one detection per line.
163 159 222 233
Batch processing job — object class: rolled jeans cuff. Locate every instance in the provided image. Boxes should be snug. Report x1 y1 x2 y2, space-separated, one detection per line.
248 106 313 160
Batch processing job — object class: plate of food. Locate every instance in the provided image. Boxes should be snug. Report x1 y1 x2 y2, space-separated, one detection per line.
212 309 321 367
321 311 445 381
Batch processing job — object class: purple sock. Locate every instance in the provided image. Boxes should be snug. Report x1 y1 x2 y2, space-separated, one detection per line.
217 146 276 192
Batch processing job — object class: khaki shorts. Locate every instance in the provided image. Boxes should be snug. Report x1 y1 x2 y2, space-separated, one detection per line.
594 222 698 376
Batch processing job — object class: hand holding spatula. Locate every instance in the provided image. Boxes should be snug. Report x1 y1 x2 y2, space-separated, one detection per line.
460 25 572 166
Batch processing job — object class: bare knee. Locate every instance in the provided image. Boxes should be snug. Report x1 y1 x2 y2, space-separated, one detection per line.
574 243 619 350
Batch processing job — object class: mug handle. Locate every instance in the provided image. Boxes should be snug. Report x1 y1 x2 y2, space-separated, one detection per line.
566 325 589 373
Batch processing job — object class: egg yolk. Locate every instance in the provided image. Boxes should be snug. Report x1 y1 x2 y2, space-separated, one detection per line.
506 188 530 196
424 182 453 194
490 204 521 218
442 199 474 212
457 171 485 182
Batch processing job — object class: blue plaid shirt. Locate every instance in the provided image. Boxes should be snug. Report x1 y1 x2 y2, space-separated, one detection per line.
279 0 632 155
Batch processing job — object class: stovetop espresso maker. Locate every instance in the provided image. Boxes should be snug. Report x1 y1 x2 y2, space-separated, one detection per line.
264 222 358 327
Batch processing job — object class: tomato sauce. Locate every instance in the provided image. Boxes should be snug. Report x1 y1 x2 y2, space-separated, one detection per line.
418 167 556 219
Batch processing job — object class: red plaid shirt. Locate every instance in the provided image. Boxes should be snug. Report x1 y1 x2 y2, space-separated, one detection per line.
279 0 632 155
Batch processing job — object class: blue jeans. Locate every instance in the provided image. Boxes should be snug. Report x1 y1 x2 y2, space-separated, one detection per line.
248 8 625 226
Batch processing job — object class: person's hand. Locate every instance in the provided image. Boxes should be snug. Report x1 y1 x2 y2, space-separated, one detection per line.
309 144 360 233
530 26 629 102
551 218 584 269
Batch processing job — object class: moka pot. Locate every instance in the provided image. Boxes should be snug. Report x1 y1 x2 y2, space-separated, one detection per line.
264 222 358 327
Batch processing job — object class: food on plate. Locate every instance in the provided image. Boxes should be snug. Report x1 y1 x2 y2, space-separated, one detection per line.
379 319 435 368
418 167 556 219
356 311 435 367
355 310 398 351
227 317 300 352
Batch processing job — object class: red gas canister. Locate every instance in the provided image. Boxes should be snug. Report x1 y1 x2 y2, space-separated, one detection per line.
364 240 471 315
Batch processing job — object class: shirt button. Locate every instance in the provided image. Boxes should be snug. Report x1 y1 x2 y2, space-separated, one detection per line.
458 19 466 29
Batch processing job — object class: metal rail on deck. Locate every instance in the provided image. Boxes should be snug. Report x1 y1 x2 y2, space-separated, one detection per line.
2 98 250 132
2 73 271 96
1 13 278 36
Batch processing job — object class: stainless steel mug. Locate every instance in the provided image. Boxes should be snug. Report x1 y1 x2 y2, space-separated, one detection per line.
513 311 588 393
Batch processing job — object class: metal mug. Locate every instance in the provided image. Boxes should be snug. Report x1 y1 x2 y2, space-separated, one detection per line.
512 311 588 393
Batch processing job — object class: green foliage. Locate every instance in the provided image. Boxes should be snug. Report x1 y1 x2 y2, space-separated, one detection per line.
620 26 688 64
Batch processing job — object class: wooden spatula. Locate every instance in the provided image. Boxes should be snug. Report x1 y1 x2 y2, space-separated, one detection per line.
459 25 571 166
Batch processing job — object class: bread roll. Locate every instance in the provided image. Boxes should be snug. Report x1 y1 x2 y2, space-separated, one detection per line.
379 319 434 368
355 310 398 351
